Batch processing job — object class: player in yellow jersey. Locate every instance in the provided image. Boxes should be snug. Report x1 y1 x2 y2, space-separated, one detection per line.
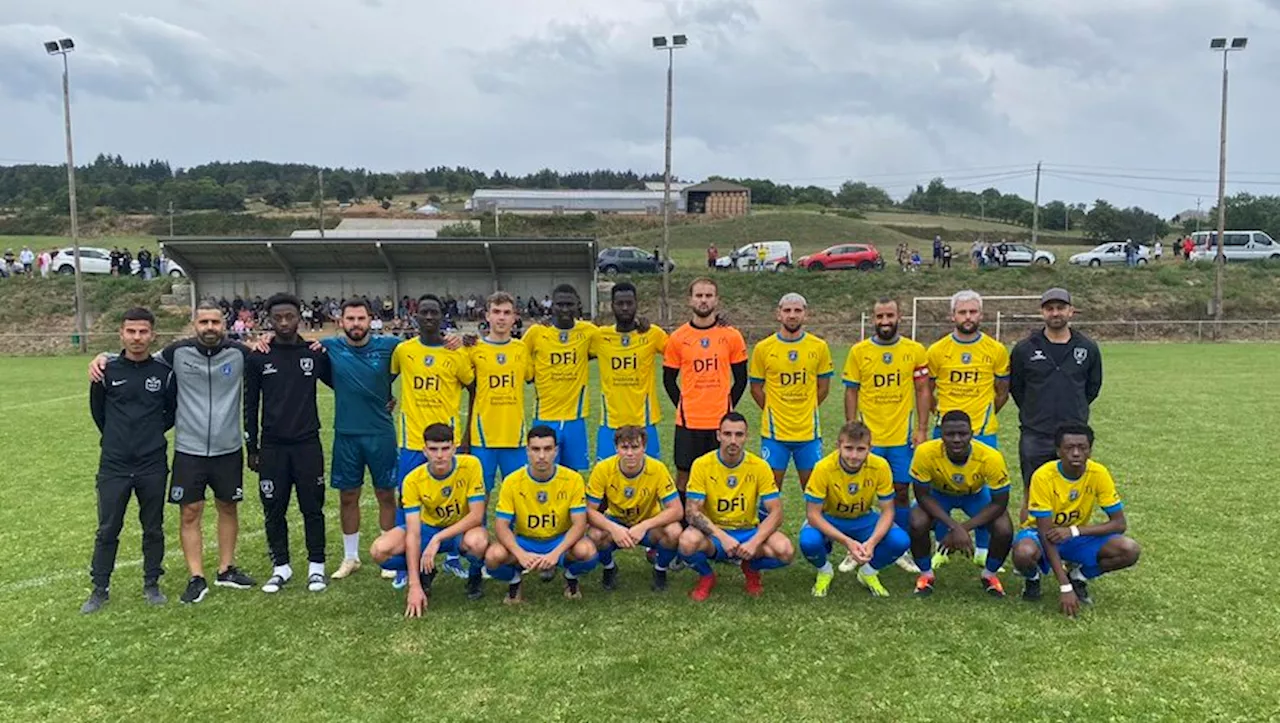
799 422 910 598
463 292 534 492
907 411 1014 598
369 424 489 615
844 297 932 571
1011 422 1140 616
586 426 683 592
678 412 794 601
591 282 668 461
483 425 598 603
926 289 1010 449
749 293 833 491
522 284 599 472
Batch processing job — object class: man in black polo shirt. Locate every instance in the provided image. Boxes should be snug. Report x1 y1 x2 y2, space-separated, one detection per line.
244 293 333 593
1010 288 1103 519
83 307 177 614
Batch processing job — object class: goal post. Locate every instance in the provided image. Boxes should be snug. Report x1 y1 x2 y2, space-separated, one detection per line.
910 295 1044 342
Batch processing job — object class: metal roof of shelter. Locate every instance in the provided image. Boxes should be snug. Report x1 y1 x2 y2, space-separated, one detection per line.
684 180 750 193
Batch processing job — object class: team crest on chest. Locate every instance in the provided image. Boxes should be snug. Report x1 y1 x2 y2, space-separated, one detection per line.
145 376 161 393
726 475 738 488
221 363 233 377
882 352 893 365
496 353 507 365
559 331 570 344
952 473 965 485
847 481 859 494
699 338 710 348
1074 348 1088 364
788 350 798 362
537 490 548 504
620 334 631 347
425 355 435 367
440 486 452 498
300 357 314 373
623 486 636 499
1068 488 1080 501
960 352 972 364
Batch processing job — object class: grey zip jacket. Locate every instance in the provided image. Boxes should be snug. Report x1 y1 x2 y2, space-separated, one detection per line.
159 338 250 457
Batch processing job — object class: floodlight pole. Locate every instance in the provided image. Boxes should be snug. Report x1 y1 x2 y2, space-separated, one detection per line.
1211 37 1246 329
49 40 87 353
654 35 686 324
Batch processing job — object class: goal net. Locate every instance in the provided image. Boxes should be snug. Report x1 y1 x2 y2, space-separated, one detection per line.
909 295 1043 344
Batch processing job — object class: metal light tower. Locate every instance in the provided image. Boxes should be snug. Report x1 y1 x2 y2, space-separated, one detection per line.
653 33 686 324
1210 36 1247 327
45 37 87 353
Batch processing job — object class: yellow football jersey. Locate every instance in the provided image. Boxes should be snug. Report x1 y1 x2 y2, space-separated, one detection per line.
467 338 533 449
586 455 679 526
590 324 668 427
400 454 486 527
1027 459 1123 529
843 336 929 447
391 338 475 449
908 439 1010 496
804 452 895 520
687 451 779 530
495 464 587 540
748 332 834 442
926 333 1011 435
523 320 599 421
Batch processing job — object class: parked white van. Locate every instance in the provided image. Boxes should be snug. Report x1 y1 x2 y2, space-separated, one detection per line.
1189 230 1280 262
714 241 793 272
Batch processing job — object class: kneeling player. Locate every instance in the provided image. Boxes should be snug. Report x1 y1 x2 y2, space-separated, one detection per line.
483 426 598 603
586 426 683 592
678 412 794 601
1012 422 1140 617
799 422 910 598
908 411 1013 598
369 424 488 617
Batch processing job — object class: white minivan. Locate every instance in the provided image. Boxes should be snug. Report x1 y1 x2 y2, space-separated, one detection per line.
714 241 793 272
1189 230 1280 262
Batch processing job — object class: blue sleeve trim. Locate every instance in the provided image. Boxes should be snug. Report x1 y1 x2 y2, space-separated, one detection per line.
496 511 515 521
402 506 420 514
843 380 861 388
760 492 780 503
660 492 679 505
910 475 930 486
466 495 485 504
877 493 896 501
586 495 604 506
995 374 1011 380
817 371 834 379
687 492 707 501
1102 502 1124 514
569 505 586 514
748 376 765 383
1029 509 1051 519
803 493 824 504
988 483 1011 495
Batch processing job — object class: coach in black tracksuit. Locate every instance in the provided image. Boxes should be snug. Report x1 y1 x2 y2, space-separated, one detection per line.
1010 288 1103 511
83 307 177 614
244 293 333 593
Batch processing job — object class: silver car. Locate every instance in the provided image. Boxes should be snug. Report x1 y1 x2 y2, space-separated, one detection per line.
1189 231 1280 263
1003 243 1055 266
1069 242 1151 267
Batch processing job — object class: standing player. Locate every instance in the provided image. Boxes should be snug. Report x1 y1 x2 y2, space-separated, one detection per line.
1012 422 1140 616
82 308 177 614
749 292 833 491
464 292 535 491
522 284 596 472
664 278 748 497
321 299 402 581
907 411 1013 598
244 294 333 594
369 423 489 614
678 412 794 601
591 282 668 461
844 297 931 570
391 295 475 579
585 426 683 591
799 422 910 598
483 426 599 603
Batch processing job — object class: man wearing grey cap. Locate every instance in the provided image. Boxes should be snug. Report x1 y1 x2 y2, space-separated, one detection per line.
1009 288 1103 519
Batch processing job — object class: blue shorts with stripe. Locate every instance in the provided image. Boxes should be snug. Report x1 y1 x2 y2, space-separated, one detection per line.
393 449 427 527
329 432 398 490
1014 528 1119 574
598 515 672 549
710 527 760 561
872 444 913 484
394 522 465 557
514 533 571 566
926 487 1001 539
472 446 527 494
596 424 661 461
760 437 823 472
533 418 589 471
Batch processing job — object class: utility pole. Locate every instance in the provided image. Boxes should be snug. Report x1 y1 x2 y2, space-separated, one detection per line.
168 201 174 237
45 38 87 353
1031 161 1042 246
1196 197 1203 231
318 169 326 238
653 34 687 324
1210 36 1247 328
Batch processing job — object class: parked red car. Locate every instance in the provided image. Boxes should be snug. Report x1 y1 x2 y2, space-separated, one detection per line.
796 243 885 271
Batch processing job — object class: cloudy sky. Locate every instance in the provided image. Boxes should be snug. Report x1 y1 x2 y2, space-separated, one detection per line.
4 0 1280 215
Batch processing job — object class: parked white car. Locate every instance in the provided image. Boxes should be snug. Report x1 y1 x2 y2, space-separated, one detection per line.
1069 242 1151 267
714 241 793 272
1003 243 1056 266
1188 230 1280 262
51 247 185 277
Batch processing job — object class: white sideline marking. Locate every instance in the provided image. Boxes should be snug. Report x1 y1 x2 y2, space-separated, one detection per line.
0 393 85 412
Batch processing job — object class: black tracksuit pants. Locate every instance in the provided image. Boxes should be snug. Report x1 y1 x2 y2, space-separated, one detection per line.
258 440 326 567
1018 431 1059 487
91 470 166 589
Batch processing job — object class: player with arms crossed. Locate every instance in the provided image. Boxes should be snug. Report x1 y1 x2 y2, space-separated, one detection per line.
586 425 683 591
678 412 794 601
908 411 1014 598
799 422 910 598
749 293 833 492
483 426 598 603
464 292 534 492
591 282 668 461
521 284 599 472
370 423 488 614
664 278 748 497
1011 422 1140 616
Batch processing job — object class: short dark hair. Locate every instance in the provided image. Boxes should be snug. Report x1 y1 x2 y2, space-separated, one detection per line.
195 300 222 316
266 293 301 313
689 277 718 294
340 299 371 316
940 410 972 428
837 421 872 444
422 423 454 445
487 291 515 311
611 281 637 300
719 411 748 429
552 284 579 299
1054 421 1094 448
873 297 898 310
121 307 155 326
419 294 442 307
613 425 647 447
527 425 558 445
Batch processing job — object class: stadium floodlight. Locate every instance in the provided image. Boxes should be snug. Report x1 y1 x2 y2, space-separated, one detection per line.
44 36 87 352
1209 35 1249 330
652 34 688 323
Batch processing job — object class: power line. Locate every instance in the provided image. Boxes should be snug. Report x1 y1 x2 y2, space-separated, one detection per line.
1046 161 1280 178
1041 171 1211 199
772 163 1033 184
1043 165 1280 187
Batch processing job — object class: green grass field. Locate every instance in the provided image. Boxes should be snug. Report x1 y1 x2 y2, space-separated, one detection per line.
2 344 1277 721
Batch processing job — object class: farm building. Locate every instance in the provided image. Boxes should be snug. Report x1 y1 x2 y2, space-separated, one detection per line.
684 180 751 217
466 188 685 215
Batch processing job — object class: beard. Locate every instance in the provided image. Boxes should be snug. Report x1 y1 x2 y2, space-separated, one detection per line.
344 327 368 341
875 322 898 341
955 320 979 335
